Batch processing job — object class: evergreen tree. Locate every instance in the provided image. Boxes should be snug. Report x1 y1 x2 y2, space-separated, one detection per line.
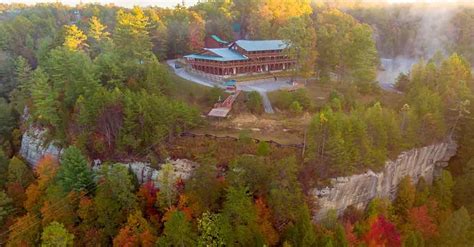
278 15 317 80
431 170 454 211
0 190 12 225
94 164 138 239
414 177 430 207
436 207 472 246
157 163 177 210
228 156 271 196
114 7 152 61
404 230 424 247
316 8 378 90
0 150 9 187
256 141 271 157
30 69 60 129
186 161 223 216
246 91 264 114
219 186 264 246
9 55 32 114
0 99 15 139
453 158 474 213
393 176 415 222
284 205 317 246
158 211 196 247
7 156 33 188
57 146 95 193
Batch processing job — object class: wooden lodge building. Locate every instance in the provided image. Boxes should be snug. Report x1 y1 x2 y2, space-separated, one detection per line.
184 39 296 77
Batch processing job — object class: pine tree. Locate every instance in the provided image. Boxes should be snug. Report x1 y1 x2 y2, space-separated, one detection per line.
185 161 223 216
157 163 178 210
436 207 472 246
220 186 264 246
7 156 33 188
0 99 14 139
9 56 32 114
393 176 415 222
257 141 271 156
453 159 474 213
0 190 13 225
95 164 138 239
284 205 317 246
278 15 317 80
30 69 60 128
158 211 196 246
431 170 454 211
114 7 152 61
57 146 94 193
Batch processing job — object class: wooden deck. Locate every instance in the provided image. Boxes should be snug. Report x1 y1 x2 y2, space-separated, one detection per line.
208 90 241 118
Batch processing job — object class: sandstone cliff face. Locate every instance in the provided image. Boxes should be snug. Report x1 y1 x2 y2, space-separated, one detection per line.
20 129 62 166
20 129 457 220
19 129 198 186
311 141 457 220
98 159 198 185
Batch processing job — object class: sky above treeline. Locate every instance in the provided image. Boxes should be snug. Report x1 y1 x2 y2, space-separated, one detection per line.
0 0 468 8
0 0 200 8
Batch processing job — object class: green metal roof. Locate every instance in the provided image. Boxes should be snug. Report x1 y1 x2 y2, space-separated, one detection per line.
235 40 288 52
211 35 228 44
184 48 248 62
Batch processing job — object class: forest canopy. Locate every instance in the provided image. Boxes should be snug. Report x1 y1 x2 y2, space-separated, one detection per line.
0 1 473 246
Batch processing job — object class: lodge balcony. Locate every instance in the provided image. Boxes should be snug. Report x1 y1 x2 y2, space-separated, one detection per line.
187 58 296 68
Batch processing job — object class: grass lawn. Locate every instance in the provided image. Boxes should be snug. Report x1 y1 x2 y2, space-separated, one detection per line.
268 79 405 114
230 71 294 82
165 64 227 113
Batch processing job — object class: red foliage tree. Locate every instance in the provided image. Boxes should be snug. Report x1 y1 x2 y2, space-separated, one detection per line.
113 211 156 247
363 215 401 247
408 205 438 238
6 182 26 209
344 222 359 247
137 181 160 226
255 197 279 246
113 226 138 247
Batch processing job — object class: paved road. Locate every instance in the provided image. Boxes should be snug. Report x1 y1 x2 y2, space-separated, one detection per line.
167 59 294 113
167 59 216 87
239 85 275 113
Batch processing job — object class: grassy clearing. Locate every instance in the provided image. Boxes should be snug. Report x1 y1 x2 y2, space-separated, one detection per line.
230 71 294 82
269 79 405 114
165 65 228 113
268 80 335 113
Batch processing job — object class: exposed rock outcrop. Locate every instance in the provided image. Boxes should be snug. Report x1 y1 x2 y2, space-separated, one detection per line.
20 129 62 166
19 129 198 186
101 159 199 185
20 128 457 221
311 141 457 220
